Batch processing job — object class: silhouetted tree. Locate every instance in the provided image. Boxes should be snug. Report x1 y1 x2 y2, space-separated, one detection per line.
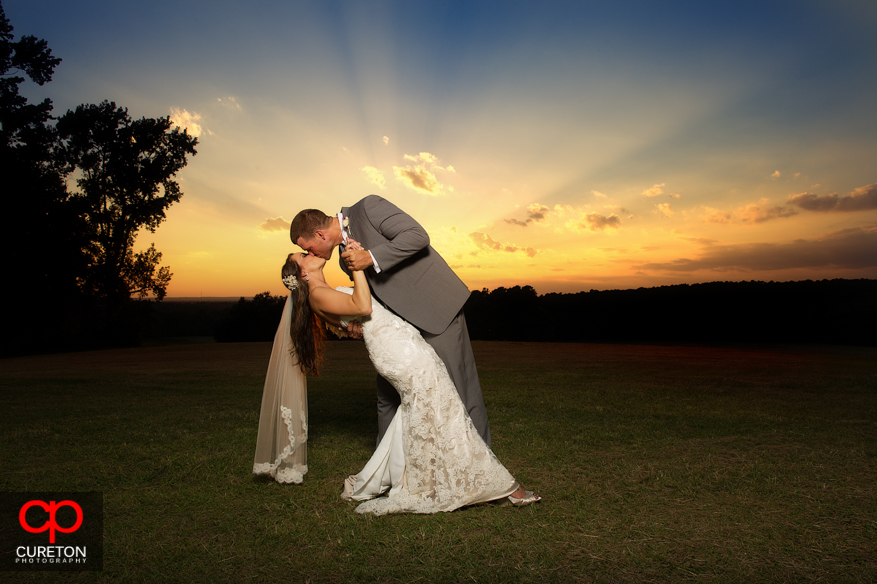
1 3 200 354
55 101 198 302
0 1 86 353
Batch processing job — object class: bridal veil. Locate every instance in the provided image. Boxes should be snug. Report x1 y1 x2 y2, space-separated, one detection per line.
253 293 308 483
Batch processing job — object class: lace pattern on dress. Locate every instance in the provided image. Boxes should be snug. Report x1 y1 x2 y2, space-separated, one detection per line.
337 287 517 514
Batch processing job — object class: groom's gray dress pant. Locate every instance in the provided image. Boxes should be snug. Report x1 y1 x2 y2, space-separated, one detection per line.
376 309 491 448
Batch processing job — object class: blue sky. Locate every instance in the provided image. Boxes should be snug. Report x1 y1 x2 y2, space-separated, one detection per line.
8 0 877 296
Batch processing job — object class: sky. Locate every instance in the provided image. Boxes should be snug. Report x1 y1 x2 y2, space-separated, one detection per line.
8 0 877 297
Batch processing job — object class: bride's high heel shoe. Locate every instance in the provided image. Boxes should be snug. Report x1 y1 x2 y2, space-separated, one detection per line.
506 490 541 507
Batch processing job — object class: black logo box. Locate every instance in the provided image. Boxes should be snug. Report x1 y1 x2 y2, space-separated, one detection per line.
0 492 103 572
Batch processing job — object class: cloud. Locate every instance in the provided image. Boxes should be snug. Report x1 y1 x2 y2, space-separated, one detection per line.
771 170 781 178
656 203 674 218
393 152 453 195
703 208 732 223
217 96 242 111
701 198 797 224
669 193 681 199
592 190 608 199
527 203 549 221
736 198 798 223
469 232 537 257
394 165 440 194
505 203 551 227
680 237 718 245
404 152 438 166
788 183 877 212
361 166 386 189
169 107 203 137
643 183 666 197
636 225 877 272
581 212 621 231
383 136 389 145
259 217 290 232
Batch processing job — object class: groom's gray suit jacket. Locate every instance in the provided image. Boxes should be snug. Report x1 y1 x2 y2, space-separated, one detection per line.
340 195 490 446
340 195 469 335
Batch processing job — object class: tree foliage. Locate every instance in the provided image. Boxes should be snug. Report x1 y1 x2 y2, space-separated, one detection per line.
0 2 60 152
1 1 197 353
0 1 66 232
56 100 198 301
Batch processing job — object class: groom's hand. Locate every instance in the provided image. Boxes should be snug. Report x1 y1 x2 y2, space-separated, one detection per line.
341 248 374 271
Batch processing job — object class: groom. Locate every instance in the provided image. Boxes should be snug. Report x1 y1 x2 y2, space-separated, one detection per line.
290 195 490 447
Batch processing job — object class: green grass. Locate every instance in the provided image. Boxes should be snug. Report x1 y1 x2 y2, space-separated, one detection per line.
1 341 875 583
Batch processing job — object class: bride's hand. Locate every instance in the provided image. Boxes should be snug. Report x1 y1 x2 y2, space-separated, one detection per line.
346 238 364 251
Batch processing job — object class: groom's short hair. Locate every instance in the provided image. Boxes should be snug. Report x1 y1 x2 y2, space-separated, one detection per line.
290 209 333 242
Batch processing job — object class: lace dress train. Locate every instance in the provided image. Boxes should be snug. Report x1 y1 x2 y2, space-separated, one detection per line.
338 288 518 515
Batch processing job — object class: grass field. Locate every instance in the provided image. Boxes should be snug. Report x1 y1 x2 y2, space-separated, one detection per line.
1 340 875 583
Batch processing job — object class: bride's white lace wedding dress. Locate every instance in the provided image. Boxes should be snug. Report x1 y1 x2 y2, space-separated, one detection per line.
338 287 519 515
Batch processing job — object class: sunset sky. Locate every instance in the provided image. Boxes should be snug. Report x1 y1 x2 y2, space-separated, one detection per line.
9 0 877 297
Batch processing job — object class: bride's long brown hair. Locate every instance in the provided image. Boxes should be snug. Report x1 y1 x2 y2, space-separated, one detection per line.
281 255 325 376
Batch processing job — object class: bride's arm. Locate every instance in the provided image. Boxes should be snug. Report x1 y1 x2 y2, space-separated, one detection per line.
309 270 372 318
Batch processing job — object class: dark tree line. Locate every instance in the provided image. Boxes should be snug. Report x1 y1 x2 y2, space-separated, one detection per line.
187 278 874 346
214 293 288 343
1 2 197 354
211 293 350 343
464 279 876 346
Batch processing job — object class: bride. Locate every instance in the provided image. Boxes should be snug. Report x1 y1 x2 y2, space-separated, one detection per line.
282 244 540 515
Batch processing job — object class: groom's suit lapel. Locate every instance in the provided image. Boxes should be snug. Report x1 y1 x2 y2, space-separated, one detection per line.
342 204 374 249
